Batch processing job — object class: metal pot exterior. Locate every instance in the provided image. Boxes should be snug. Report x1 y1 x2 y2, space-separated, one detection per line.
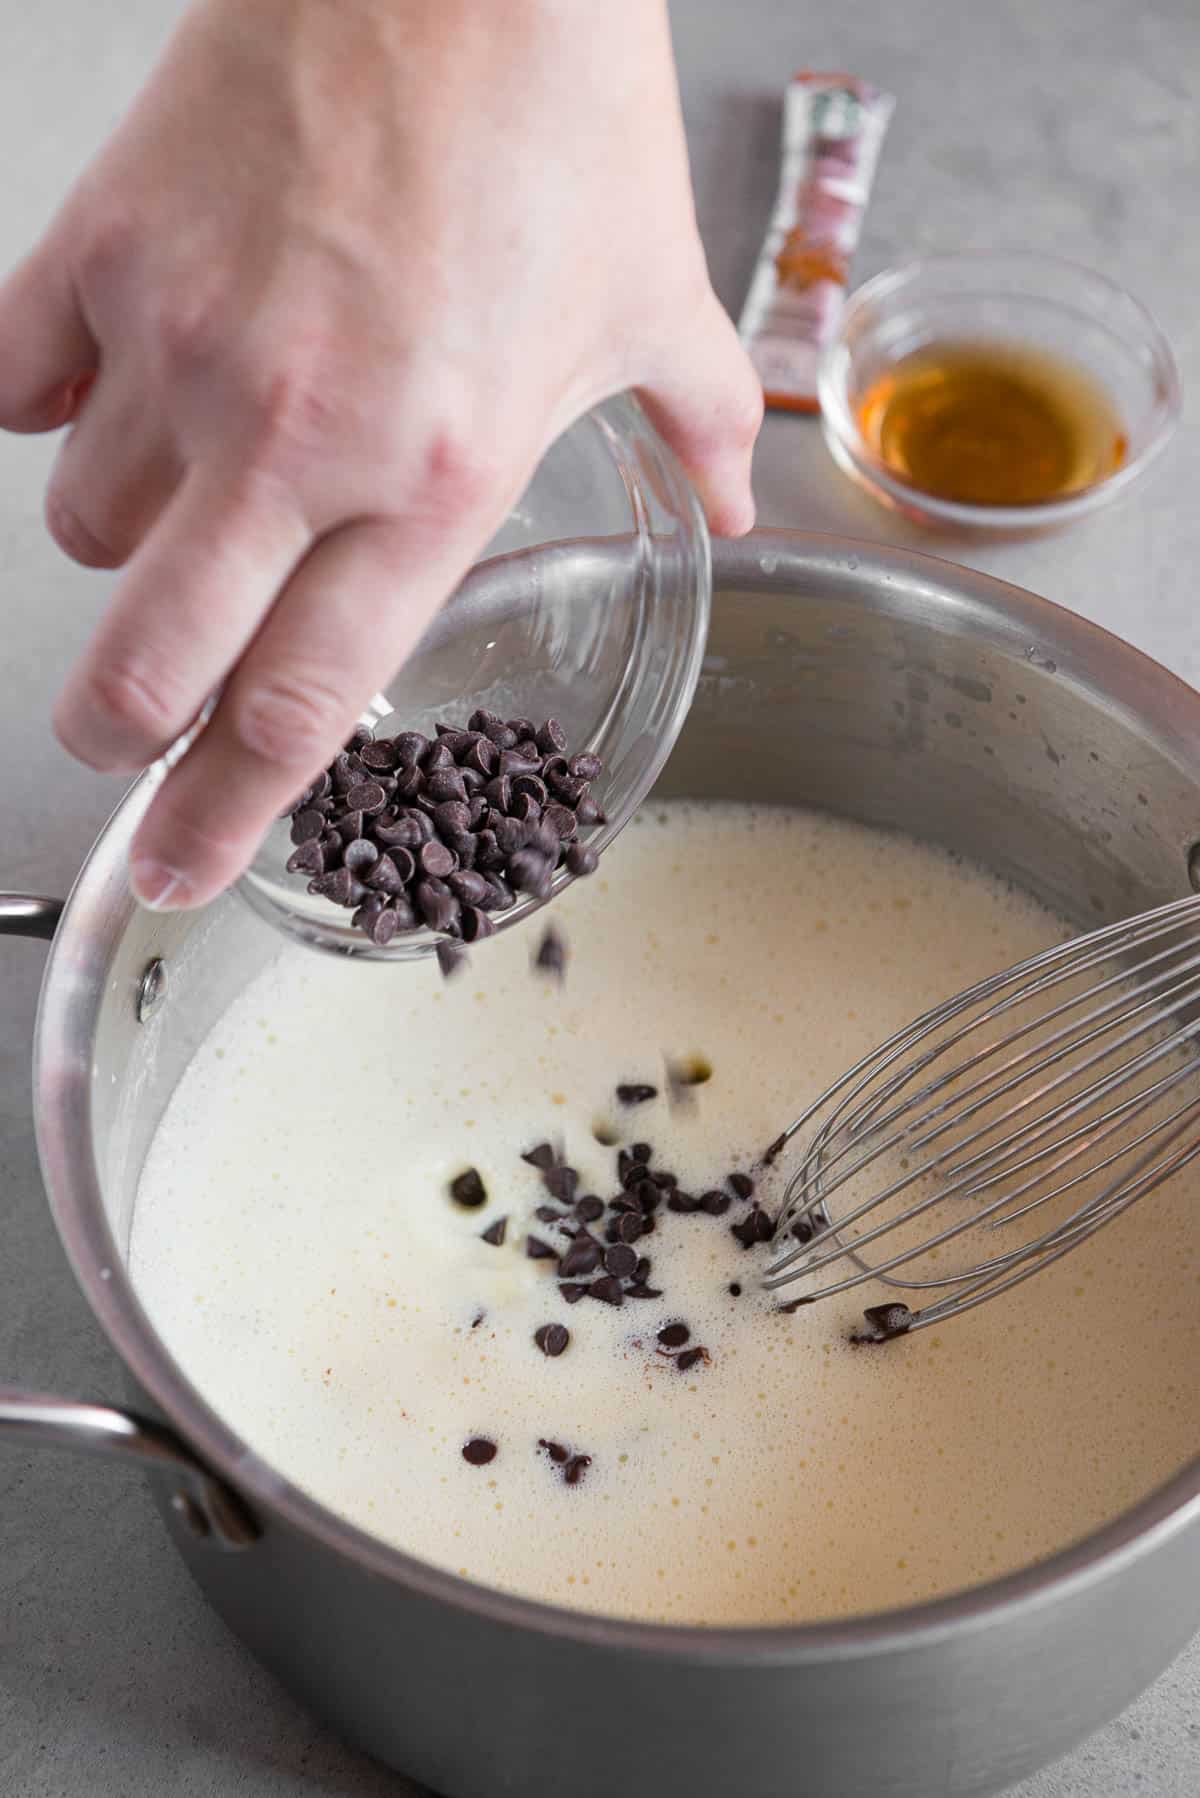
13 535 1200 1798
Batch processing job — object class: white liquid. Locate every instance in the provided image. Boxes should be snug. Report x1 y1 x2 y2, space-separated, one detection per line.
130 805 1200 1623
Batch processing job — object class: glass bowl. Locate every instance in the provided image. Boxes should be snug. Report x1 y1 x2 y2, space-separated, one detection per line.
237 394 711 959
817 251 1181 532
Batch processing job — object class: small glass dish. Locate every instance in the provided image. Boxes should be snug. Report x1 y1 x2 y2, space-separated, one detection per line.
817 251 1181 532
237 394 710 959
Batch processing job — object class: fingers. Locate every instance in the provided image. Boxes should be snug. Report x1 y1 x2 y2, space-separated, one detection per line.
128 512 486 910
53 462 312 771
636 292 762 537
0 242 97 433
45 365 184 569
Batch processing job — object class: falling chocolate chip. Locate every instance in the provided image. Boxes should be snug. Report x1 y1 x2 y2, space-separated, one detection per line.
538 1438 569 1463
462 1438 497 1466
533 925 566 977
534 1323 570 1358
480 1216 508 1247
728 1282 742 1297
563 1454 592 1486
676 1348 709 1374
437 941 467 980
450 1168 488 1208
761 1132 788 1167
616 1083 657 1107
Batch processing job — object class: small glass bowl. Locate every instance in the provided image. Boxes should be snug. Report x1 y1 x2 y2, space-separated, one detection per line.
817 251 1181 532
237 395 710 959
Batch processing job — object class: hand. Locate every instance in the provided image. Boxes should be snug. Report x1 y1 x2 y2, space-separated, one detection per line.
0 0 760 910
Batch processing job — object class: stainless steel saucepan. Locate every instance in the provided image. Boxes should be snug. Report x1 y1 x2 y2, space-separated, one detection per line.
3 533 1199 1798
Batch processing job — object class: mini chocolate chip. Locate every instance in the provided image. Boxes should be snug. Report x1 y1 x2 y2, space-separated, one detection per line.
563 1454 591 1486
480 1216 508 1247
499 748 540 779
394 731 428 766
667 1191 699 1214
534 1323 570 1358
432 799 472 836
543 1164 578 1203
363 852 409 895
511 792 542 825
676 1348 708 1373
558 1282 588 1304
728 1172 755 1200
334 812 366 844
616 1083 657 1106
289 807 326 845
700 1190 731 1216
634 1256 652 1282
450 1168 488 1208
346 781 387 815
447 869 491 906
575 1196 604 1223
616 1212 644 1245
535 1204 564 1224
569 753 603 781
457 905 492 943
574 798 605 828
510 849 553 898
761 1132 788 1166
286 840 325 876
538 1438 569 1463
604 1243 638 1278
511 774 547 806
522 1143 558 1170
728 1282 742 1297
416 880 459 933
366 906 401 947
374 816 423 850
625 1283 663 1299
859 1302 914 1341
529 929 563 979
589 1275 624 1307
526 1235 558 1261
426 768 468 804
791 1215 817 1245
359 741 398 772
730 1207 776 1250
308 867 356 906
462 1438 497 1466
393 766 423 802
559 1236 601 1278
463 737 498 776
549 773 588 807
537 718 568 755
631 1143 652 1164
418 840 457 879
636 1180 662 1214
657 1323 690 1348
437 941 467 980
543 802 578 841
422 740 454 772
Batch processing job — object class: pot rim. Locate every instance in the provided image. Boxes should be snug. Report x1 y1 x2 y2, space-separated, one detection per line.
32 530 1200 1662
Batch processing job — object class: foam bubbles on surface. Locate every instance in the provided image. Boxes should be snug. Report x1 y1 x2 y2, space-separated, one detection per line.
130 804 1200 1623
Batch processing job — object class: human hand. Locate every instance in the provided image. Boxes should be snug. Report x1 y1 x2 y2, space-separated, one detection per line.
0 0 761 910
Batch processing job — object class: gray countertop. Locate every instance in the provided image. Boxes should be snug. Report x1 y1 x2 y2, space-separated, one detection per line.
1 1 1197 1793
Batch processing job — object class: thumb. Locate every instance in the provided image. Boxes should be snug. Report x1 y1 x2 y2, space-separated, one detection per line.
635 292 762 538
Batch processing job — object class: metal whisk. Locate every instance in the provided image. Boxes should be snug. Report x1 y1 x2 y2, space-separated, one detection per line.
762 892 1200 1335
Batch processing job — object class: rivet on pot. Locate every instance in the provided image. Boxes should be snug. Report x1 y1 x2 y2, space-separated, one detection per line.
170 1491 211 1539
1188 843 1200 895
137 958 167 1023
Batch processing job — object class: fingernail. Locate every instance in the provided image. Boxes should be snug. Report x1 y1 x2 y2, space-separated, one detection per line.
130 859 192 912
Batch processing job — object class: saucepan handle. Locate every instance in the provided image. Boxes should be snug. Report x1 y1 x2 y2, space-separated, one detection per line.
0 892 259 1551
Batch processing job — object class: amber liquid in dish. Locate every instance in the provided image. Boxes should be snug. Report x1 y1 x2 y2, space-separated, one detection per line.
855 339 1127 507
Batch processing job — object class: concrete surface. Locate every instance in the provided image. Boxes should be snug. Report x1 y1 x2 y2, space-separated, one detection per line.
1 0 1197 1793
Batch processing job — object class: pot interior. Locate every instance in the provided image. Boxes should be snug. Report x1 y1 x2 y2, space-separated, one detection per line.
90 539 1200 1268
